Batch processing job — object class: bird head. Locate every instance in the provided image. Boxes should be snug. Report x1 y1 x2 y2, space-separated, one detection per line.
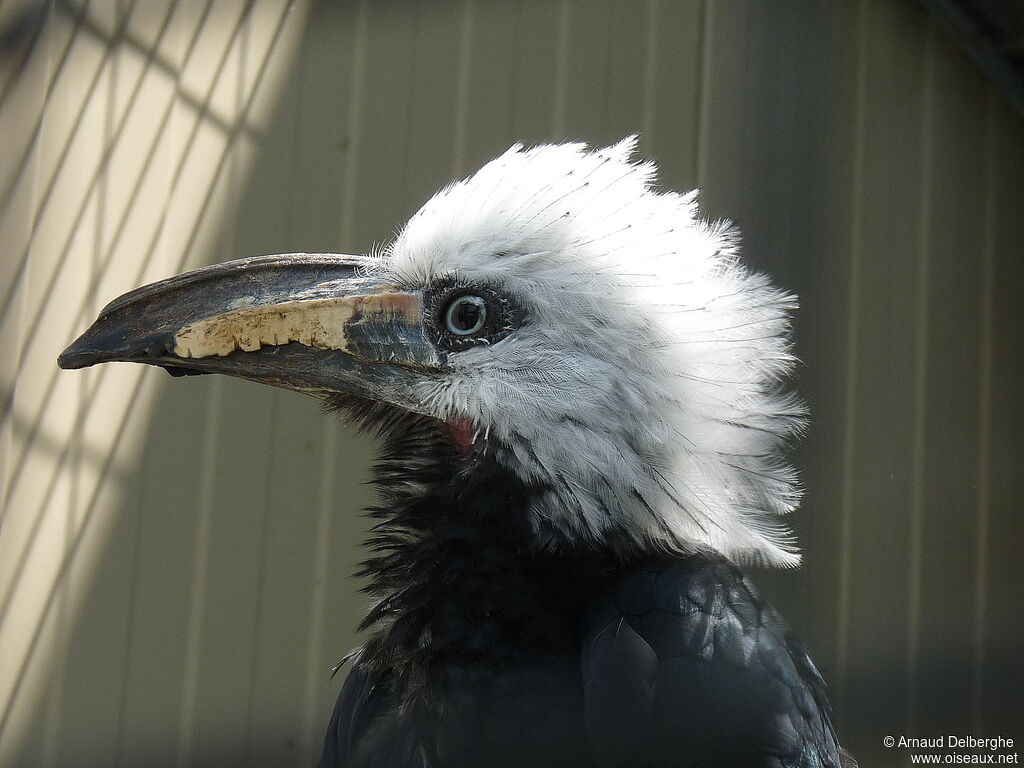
59 138 805 566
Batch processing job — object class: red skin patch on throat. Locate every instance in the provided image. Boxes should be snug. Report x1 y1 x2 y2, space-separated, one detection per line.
444 418 476 455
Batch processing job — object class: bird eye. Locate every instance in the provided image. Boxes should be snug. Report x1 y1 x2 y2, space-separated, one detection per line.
444 295 487 336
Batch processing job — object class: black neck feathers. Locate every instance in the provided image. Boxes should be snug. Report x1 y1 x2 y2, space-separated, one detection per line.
326 395 617 678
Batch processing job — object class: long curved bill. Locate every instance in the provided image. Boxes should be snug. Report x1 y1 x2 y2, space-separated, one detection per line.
58 253 441 405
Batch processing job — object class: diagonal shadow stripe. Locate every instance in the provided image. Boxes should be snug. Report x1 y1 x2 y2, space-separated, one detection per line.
0 0 92 193
0 0 138 321
1 0 255 617
0 386 134 480
0 0 255 519
0 370 149 741
0 0 297 716
0 366 133 627
0 0 56 110
0 0 262 327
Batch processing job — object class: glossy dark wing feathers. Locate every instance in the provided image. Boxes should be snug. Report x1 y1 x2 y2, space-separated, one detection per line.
319 664 427 768
318 663 374 768
322 555 843 768
581 556 843 768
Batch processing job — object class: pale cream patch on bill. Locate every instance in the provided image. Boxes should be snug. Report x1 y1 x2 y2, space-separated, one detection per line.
172 293 421 359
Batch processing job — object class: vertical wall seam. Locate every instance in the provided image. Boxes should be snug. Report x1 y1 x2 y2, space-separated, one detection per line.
0 4 56 704
287 14 318 762
182 3 250 759
175 378 222 768
450 0 474 177
117 0 203 752
509 0 522 140
279 5 309 760
550 0 570 138
640 0 659 151
301 424 338 765
299 2 369 758
245 390 279 760
971 86 997 735
114 0 150 755
237 12 276 754
400 2 423 215
338 0 369 249
907 20 937 735
693 0 712 189
835 0 870 716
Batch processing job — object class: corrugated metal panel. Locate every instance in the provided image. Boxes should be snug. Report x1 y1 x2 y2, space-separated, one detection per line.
1 1 1021 766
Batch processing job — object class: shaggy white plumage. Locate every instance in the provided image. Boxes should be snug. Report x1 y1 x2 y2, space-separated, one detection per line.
368 137 806 567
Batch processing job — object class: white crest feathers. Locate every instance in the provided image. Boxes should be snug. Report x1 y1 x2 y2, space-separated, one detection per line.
379 138 807 567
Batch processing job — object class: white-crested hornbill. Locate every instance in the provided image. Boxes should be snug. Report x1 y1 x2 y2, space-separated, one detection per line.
59 138 852 768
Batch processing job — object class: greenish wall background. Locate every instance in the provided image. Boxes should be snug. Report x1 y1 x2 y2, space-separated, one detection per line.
2 1 1022 766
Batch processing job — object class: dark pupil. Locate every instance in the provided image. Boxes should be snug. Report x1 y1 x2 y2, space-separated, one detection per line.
454 300 481 330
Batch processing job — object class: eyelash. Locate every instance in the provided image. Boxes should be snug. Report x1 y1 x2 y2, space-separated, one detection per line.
427 281 518 350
